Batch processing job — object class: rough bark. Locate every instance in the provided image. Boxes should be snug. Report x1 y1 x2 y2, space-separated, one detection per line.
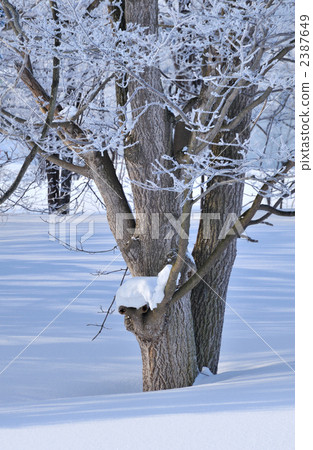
120 262 198 391
191 179 243 373
123 0 181 276
113 0 198 391
190 91 253 374
139 297 197 391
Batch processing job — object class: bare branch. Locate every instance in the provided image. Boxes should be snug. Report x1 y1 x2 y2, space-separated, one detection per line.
36 147 89 177
70 74 115 122
0 0 33 72
0 107 26 124
15 62 58 113
261 44 295 77
0 145 38 205
257 204 295 217
14 62 91 155
194 80 249 154
0 0 26 39
169 160 295 305
0 112 87 177
86 0 105 14
248 182 295 226
48 233 118 254
248 197 282 226
223 87 273 132
91 267 128 341
163 197 192 306
14 61 135 235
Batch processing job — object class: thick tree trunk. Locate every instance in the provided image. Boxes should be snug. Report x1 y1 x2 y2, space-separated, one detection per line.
127 294 197 391
121 0 198 390
191 178 244 373
104 0 255 390
190 91 253 373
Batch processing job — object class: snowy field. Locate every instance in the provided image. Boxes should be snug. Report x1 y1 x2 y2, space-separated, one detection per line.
0 214 294 449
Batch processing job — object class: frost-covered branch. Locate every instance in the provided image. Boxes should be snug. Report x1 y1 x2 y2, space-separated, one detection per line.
0 0 294 219
0 0 25 39
0 144 38 204
223 87 273 132
169 160 295 305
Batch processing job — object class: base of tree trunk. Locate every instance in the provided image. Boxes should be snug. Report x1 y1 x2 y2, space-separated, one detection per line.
122 292 198 391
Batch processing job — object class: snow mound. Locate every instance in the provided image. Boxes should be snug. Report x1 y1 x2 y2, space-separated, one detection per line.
115 265 172 310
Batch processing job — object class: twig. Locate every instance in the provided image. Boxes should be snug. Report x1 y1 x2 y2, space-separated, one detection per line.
92 268 126 276
169 160 294 305
48 233 118 254
91 267 128 341
240 234 258 243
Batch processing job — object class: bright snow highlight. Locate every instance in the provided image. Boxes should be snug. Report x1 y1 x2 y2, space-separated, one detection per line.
115 265 172 310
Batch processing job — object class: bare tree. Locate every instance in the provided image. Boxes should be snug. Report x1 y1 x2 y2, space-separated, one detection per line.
0 0 294 391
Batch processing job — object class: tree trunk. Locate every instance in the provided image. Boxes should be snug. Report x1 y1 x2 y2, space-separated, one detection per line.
59 157 72 215
191 178 244 373
94 138 198 390
121 264 197 391
46 155 60 214
45 145 72 215
190 91 253 373
129 296 197 391
106 0 254 390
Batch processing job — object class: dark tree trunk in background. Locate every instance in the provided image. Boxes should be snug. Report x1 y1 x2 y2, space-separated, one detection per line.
45 153 72 215
59 156 73 215
46 155 60 214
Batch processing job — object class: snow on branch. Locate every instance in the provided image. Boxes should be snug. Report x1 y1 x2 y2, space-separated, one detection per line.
131 133 294 204
116 265 172 311
0 0 294 210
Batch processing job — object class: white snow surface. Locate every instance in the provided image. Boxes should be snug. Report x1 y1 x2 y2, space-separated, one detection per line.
115 265 172 310
0 214 295 449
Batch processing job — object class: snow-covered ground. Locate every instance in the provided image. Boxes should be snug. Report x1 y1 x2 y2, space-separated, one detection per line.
0 214 294 449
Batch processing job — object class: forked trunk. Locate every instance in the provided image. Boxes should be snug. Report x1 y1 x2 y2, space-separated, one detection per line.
107 0 253 390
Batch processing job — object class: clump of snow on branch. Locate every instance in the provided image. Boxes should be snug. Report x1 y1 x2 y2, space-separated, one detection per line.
115 265 172 311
